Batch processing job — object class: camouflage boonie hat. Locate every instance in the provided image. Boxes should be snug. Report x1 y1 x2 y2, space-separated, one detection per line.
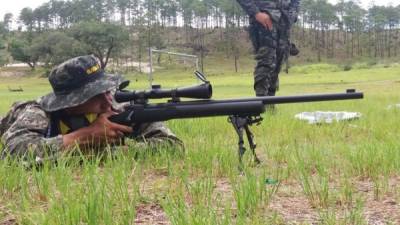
40 55 122 112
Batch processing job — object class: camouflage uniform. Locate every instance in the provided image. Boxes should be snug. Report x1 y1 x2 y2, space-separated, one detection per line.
0 55 182 161
237 0 300 96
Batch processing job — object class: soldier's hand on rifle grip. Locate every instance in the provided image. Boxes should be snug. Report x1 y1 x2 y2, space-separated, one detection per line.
90 111 133 141
255 12 273 31
62 111 133 147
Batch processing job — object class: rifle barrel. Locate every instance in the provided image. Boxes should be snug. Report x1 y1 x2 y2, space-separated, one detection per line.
209 91 363 105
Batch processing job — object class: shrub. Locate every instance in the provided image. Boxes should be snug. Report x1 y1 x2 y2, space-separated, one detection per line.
342 63 352 71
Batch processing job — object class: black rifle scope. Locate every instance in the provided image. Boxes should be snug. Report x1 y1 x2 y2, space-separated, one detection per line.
114 83 213 103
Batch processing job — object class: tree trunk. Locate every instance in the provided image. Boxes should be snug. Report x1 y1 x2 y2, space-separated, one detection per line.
331 29 335 58
316 25 321 62
343 30 350 58
302 17 305 47
368 29 372 57
120 8 126 26
351 31 354 58
234 55 238 73
388 27 392 58
374 29 378 58
27 62 35 70
357 30 363 56
395 29 399 57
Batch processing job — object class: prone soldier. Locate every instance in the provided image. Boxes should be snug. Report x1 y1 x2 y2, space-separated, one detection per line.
0 55 182 162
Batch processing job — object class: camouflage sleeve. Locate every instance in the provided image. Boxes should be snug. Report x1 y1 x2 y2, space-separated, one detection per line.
289 0 301 25
1 104 63 161
126 122 184 152
236 0 260 17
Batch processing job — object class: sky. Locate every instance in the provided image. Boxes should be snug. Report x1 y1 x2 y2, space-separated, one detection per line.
329 0 398 9
0 0 398 25
1 0 45 21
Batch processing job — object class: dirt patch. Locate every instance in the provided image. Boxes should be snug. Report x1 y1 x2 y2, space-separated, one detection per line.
0 71 28 78
109 61 162 74
271 196 319 224
214 178 234 200
269 181 319 224
364 197 400 225
136 168 400 224
357 177 400 224
0 202 16 225
267 178 400 224
135 203 170 225
0 64 34 78
133 170 172 224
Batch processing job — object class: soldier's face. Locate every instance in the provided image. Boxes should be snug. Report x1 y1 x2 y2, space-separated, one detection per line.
65 91 114 115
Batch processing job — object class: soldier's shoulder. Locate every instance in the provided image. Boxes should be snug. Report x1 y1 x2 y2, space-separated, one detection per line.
9 100 45 117
1 100 48 135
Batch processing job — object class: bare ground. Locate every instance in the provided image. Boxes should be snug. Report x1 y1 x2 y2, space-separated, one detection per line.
0 71 28 78
358 177 400 224
135 203 171 225
134 172 400 225
1 173 399 224
0 201 16 225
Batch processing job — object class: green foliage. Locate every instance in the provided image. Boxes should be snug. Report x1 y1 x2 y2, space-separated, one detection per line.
289 63 342 74
0 0 396 67
0 56 7 67
141 26 166 50
19 7 34 33
0 56 7 66
0 22 7 37
8 37 38 69
342 63 352 71
0 39 8 66
351 61 375 70
3 13 13 32
30 31 86 66
69 21 129 68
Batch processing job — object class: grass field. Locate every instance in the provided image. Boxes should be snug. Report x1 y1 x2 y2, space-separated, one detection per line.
0 62 400 224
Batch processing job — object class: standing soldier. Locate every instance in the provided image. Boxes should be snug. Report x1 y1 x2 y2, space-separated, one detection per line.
237 0 300 97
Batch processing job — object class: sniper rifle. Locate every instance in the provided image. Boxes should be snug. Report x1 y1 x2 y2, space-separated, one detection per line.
110 71 363 165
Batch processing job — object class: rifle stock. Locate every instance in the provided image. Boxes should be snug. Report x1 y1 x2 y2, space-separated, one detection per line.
109 101 265 125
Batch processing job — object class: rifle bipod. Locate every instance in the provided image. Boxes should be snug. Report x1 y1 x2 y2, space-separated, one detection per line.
228 115 263 168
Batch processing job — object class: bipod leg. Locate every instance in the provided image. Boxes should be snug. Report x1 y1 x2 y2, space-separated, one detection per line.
237 128 246 166
229 115 262 169
244 125 261 164
228 116 247 168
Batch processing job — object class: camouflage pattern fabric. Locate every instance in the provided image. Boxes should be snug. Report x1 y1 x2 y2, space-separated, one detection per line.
236 0 301 96
1 101 63 161
236 0 300 23
130 122 184 151
0 101 183 161
249 19 290 96
0 101 38 136
40 55 123 112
